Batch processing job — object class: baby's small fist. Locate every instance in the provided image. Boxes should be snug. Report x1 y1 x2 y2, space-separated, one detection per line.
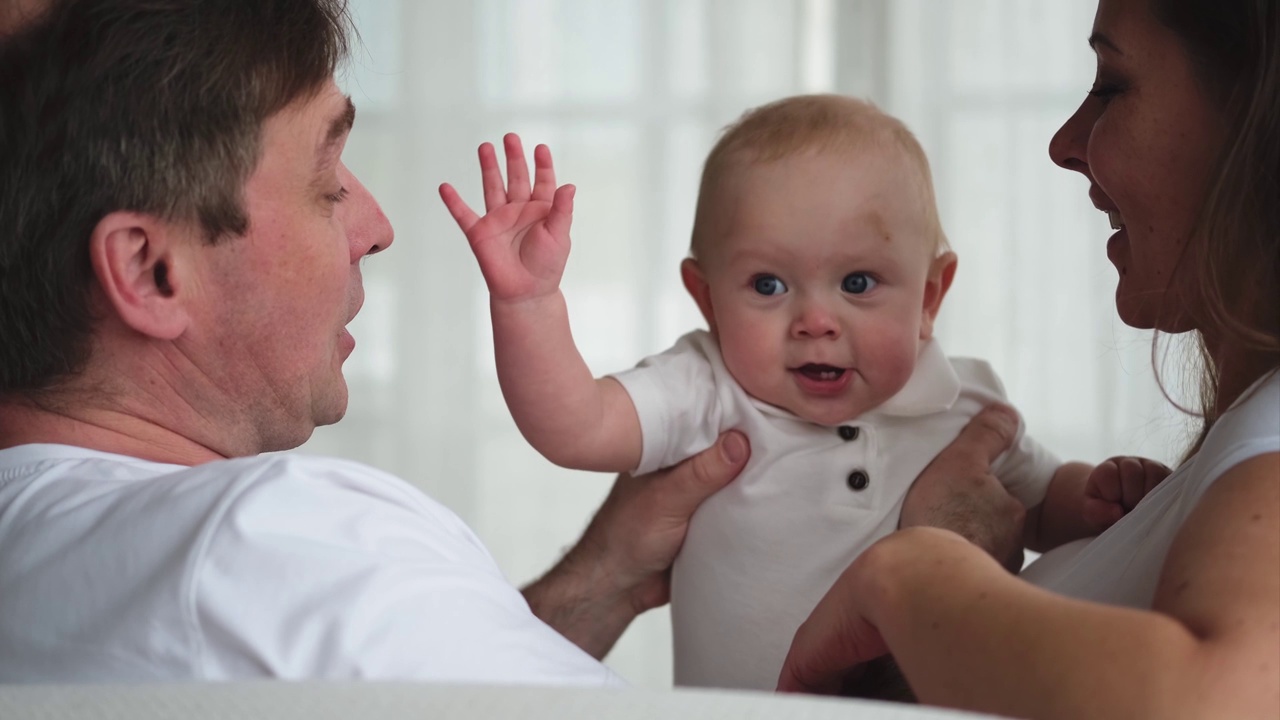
1081 456 1172 531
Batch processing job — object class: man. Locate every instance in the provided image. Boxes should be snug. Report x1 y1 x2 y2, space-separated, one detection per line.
0 0 1022 686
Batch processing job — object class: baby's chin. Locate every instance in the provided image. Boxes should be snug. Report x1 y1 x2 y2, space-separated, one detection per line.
760 394 880 427
791 403 873 427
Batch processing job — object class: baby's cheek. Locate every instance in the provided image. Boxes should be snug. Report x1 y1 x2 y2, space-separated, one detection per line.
862 329 921 398
720 335 781 401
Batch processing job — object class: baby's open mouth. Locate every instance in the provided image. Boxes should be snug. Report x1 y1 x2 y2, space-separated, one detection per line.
795 364 846 381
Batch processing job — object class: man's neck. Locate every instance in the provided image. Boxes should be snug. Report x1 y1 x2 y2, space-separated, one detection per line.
0 399 227 466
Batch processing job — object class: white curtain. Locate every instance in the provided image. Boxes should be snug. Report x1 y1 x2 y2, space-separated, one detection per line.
307 0 1192 688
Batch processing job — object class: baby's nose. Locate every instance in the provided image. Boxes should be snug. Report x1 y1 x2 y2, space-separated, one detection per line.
790 302 840 338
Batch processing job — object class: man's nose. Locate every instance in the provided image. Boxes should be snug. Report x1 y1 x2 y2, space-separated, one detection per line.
341 166 395 260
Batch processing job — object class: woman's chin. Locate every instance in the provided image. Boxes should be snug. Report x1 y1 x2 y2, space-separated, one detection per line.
1114 292 1194 334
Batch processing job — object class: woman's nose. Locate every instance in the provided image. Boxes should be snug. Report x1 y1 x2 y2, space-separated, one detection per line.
1049 99 1094 176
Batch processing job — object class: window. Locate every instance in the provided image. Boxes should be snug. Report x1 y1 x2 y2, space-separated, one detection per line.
308 0 1190 686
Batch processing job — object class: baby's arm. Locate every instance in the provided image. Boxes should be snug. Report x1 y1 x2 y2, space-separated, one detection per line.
1024 457 1172 551
440 134 640 472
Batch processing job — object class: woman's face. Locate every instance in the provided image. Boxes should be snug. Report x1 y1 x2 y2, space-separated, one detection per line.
1049 0 1226 332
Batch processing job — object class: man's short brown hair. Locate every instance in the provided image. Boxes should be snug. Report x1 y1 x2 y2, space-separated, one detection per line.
0 0 354 397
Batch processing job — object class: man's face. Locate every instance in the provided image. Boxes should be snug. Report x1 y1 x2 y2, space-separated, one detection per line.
184 79 393 453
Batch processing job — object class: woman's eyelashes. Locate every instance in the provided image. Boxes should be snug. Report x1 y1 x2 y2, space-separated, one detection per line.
1087 83 1123 103
325 186 350 204
1087 70 1127 104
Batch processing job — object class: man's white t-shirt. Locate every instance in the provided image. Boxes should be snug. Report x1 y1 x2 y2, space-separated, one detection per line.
1021 369 1280 606
0 445 624 686
611 330 1061 690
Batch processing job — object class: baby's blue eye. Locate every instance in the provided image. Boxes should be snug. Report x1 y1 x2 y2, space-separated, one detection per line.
841 273 877 294
752 275 788 296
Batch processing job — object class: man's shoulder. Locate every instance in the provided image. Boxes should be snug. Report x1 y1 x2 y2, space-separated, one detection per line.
0 446 455 537
211 452 410 494
202 453 465 534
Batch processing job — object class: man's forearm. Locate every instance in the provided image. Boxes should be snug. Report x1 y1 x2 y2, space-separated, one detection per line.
521 538 637 660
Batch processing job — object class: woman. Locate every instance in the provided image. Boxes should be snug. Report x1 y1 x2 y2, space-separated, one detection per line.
777 0 1280 718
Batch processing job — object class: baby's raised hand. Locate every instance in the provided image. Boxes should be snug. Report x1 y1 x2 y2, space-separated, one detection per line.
1081 456 1172 532
439 134 575 303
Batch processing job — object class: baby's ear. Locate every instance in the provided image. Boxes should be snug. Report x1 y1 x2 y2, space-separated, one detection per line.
920 251 957 340
680 258 717 333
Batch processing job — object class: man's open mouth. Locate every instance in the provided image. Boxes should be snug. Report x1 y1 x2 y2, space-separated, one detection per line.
795 364 847 381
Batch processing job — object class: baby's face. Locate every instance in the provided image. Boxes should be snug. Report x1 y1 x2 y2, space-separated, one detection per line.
690 147 949 425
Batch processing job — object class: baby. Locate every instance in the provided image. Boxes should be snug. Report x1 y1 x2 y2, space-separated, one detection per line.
440 95 1170 691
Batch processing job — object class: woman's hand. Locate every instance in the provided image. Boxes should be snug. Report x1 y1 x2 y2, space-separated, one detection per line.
522 431 750 658
900 404 1026 571
777 405 1026 694
777 526 984 695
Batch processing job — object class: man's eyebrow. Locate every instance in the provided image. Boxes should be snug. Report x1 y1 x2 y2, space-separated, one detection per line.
1088 32 1123 56
316 96 356 168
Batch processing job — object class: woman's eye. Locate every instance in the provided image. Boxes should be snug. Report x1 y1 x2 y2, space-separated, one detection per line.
751 275 787 296
1086 85 1120 103
841 273 877 294
1086 75 1126 104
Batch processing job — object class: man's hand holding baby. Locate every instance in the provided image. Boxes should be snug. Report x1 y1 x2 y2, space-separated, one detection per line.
440 133 575 303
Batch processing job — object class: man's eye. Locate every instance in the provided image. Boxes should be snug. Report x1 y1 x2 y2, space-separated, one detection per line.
325 187 350 204
841 273 877 294
751 275 787 296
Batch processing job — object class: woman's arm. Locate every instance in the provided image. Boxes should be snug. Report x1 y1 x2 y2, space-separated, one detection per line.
780 453 1280 719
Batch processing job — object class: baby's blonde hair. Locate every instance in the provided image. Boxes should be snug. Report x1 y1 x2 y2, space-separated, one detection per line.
689 94 948 261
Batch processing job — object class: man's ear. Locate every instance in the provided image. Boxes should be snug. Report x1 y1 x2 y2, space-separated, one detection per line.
920 251 957 340
680 258 717 333
88 211 192 340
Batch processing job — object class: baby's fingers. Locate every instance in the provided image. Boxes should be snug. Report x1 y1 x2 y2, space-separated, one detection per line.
531 144 558 203
1117 456 1149 510
1082 495 1125 529
1141 459 1172 496
1087 460 1123 503
504 133 531 203
544 184 575 241
478 142 508 212
438 183 479 232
